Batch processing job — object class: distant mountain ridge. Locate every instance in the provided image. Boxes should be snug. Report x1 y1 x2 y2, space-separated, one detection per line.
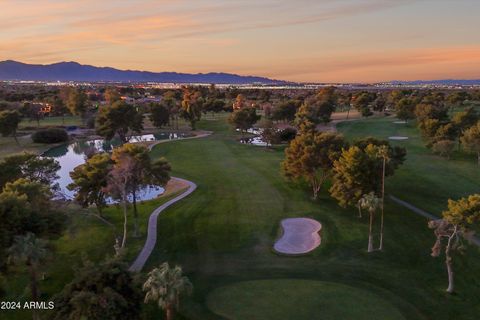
389 79 480 86
0 60 286 84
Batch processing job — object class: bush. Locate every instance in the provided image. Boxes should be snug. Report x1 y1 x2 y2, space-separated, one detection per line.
32 128 69 144
278 127 297 142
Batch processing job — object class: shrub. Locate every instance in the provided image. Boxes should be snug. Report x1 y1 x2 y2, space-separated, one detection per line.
278 127 297 142
32 128 69 144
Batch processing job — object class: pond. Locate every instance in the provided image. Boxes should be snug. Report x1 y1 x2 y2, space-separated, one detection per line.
43 132 192 201
237 128 268 146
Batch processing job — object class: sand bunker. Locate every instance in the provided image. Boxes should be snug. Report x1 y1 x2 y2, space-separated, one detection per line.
393 121 407 124
388 136 409 141
274 218 322 255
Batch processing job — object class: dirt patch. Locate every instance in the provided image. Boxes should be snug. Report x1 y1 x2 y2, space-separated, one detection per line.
160 177 190 198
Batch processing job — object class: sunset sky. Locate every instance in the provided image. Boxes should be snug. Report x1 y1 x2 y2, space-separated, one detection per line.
1 0 480 83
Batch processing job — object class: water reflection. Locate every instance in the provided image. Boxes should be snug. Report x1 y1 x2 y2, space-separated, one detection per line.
43 132 191 201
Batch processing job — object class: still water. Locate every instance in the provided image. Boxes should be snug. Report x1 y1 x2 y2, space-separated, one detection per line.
43 133 190 201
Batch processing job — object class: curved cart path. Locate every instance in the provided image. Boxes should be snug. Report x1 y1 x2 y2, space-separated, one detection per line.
129 177 197 272
129 131 211 272
389 195 480 247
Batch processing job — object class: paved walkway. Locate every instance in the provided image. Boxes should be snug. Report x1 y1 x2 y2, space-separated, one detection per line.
389 195 480 247
129 177 197 272
129 131 210 272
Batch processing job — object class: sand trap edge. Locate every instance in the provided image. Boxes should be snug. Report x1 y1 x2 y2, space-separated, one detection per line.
273 218 322 256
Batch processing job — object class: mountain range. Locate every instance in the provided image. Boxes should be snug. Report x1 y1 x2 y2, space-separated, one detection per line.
389 79 480 86
0 60 286 84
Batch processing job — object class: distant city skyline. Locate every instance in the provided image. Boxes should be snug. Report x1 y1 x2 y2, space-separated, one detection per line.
1 0 480 83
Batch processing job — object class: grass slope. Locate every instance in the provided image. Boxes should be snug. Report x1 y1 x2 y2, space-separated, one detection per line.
207 279 406 320
143 115 480 319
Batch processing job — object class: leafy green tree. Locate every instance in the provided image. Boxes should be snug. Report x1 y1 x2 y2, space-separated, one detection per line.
0 153 60 189
453 107 479 147
329 146 379 208
0 191 29 267
8 233 48 307
203 98 225 118
283 132 347 199
143 262 193 320
414 103 448 123
0 110 21 145
353 137 406 173
228 107 260 136
452 107 478 133
294 103 318 132
111 144 171 237
1 179 66 241
66 88 88 120
149 103 170 129
446 91 469 110
418 118 441 144
461 121 480 165
181 88 203 130
272 100 299 123
96 101 143 143
372 93 387 112
352 92 374 117
54 258 142 320
329 142 404 213
163 91 180 129
3 178 52 211
68 153 112 216
422 91 445 106
51 96 68 123
387 90 405 108
428 194 480 293
395 98 415 123
358 192 381 252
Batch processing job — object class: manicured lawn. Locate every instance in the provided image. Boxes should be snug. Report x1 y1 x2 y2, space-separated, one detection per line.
337 117 480 213
19 115 82 129
207 279 406 320
3 114 480 319
0 134 57 160
142 115 480 319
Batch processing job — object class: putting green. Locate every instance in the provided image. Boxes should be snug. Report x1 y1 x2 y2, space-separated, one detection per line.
206 279 406 320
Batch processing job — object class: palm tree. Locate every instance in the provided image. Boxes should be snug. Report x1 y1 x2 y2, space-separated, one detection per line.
377 146 390 251
143 262 193 320
359 192 381 253
8 233 48 320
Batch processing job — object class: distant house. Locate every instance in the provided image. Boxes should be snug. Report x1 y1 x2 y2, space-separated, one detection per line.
120 96 135 104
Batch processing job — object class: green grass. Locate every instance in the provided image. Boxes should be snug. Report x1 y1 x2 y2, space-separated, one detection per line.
19 115 82 129
0 115 82 160
0 135 59 160
4 114 480 319
141 114 480 320
207 279 406 320
337 117 480 213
